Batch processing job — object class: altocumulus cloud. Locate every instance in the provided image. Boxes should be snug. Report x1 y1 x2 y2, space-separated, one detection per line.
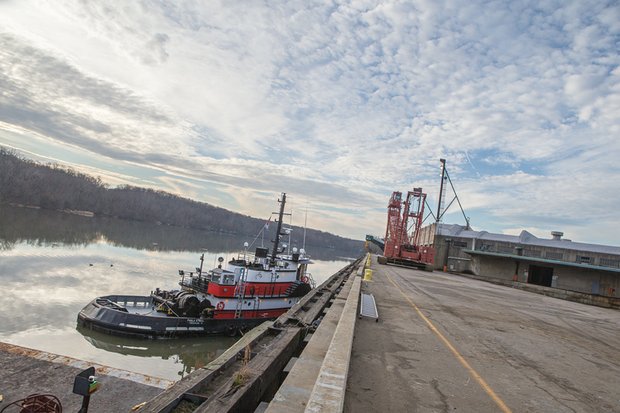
0 0 618 243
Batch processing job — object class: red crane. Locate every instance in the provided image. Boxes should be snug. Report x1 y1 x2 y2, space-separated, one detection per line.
379 187 435 269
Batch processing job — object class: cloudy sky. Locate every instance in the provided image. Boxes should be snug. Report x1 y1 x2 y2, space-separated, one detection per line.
0 0 619 244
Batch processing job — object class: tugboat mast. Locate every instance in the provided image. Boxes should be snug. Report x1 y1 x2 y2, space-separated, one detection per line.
270 192 287 267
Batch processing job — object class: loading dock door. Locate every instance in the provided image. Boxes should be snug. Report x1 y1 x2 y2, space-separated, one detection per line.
529 265 553 287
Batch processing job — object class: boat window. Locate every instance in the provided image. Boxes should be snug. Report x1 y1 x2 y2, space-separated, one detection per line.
211 274 221 283
223 274 235 285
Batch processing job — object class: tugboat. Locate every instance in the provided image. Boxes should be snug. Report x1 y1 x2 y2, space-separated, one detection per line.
77 193 314 338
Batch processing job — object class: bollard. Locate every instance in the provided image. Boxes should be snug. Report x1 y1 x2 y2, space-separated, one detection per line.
364 269 373 281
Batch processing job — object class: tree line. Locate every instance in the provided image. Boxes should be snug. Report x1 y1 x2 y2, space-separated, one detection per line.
0 203 359 261
0 148 363 253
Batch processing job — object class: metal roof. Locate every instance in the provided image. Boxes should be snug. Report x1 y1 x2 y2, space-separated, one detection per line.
437 224 620 256
463 249 620 274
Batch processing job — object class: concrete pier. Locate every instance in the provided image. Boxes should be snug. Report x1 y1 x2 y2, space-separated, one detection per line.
0 342 168 412
345 256 620 412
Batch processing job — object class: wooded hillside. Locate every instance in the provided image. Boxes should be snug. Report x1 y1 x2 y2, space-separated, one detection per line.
0 148 363 252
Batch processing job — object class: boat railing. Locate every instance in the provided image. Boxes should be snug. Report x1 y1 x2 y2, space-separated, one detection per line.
95 295 152 311
230 252 308 272
231 252 274 269
180 274 210 292
111 295 151 305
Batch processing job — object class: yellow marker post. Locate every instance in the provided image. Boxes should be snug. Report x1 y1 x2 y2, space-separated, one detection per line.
363 269 373 281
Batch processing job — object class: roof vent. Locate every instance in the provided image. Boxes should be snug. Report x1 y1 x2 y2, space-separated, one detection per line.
551 231 564 240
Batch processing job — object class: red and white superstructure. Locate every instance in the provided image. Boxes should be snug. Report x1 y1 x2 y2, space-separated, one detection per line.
175 192 314 320
179 247 313 320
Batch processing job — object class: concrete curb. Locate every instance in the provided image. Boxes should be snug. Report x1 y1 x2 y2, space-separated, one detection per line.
266 266 358 413
305 276 361 412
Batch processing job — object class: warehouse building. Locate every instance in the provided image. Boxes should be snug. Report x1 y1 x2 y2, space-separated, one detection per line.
419 223 620 298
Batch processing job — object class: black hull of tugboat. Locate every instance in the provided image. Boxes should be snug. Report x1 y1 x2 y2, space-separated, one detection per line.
76 295 268 339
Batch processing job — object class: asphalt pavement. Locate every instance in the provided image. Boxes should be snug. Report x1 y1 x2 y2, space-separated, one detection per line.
345 258 620 413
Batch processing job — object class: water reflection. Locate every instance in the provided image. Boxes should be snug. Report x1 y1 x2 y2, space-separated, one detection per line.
0 204 361 261
77 326 237 379
0 205 355 381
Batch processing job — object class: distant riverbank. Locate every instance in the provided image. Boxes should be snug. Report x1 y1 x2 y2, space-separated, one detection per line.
0 148 363 253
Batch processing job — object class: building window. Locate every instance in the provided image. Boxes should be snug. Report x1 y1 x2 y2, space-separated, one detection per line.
577 256 592 264
452 241 468 248
523 249 542 257
600 258 620 268
545 251 564 260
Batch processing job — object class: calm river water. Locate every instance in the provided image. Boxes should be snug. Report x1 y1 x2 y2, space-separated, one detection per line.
0 205 357 381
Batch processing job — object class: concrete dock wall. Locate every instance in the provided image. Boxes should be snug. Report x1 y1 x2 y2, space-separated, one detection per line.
451 270 620 309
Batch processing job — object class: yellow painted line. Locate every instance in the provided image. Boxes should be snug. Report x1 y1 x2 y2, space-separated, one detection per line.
384 271 513 413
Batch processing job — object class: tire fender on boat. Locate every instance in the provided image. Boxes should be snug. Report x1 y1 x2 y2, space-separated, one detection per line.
227 325 238 337
216 302 225 310
301 275 309 283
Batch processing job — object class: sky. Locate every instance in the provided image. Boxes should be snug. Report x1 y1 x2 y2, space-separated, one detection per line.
0 0 619 245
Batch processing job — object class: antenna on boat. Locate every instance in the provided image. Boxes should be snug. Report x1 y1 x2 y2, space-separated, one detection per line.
198 253 204 276
302 206 308 251
246 216 271 249
285 228 292 254
289 208 293 254
270 192 287 267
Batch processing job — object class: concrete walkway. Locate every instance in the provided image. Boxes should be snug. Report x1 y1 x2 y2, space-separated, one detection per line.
345 257 620 412
0 342 166 412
